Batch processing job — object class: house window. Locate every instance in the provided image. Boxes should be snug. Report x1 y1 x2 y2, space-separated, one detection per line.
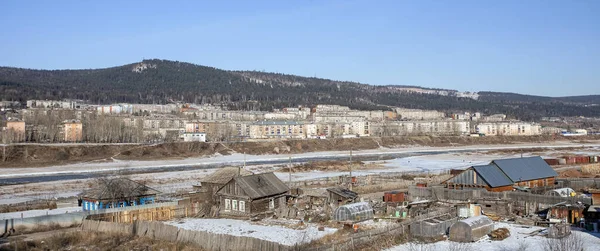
225 199 231 210
269 199 275 209
232 200 238 211
239 201 245 212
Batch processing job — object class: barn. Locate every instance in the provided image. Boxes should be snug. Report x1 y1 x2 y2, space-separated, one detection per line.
444 156 557 191
215 172 289 218
448 215 494 242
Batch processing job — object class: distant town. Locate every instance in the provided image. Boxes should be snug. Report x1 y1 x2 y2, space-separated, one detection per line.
1 100 597 144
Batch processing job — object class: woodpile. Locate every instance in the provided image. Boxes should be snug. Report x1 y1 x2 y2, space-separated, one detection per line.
484 213 501 221
488 228 510 240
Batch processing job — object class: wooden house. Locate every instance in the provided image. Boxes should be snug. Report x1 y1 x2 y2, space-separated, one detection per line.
192 167 253 203
216 172 289 218
80 178 159 211
444 156 558 192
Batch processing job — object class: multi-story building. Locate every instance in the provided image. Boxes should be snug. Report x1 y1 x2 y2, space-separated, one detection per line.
62 119 83 142
2 118 26 142
476 122 541 136
395 108 445 120
249 121 306 139
185 121 210 133
371 120 470 136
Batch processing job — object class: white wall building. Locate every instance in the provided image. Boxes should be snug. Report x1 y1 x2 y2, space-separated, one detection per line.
395 108 445 120
181 132 207 142
476 122 541 136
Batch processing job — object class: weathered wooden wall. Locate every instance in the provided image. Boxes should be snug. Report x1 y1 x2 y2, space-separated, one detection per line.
81 220 294 251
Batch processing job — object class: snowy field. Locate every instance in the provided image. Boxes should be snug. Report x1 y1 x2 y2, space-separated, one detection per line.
0 206 82 220
387 223 600 251
166 218 337 246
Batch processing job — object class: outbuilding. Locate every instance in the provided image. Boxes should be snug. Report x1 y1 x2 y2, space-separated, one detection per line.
333 202 373 223
448 215 494 242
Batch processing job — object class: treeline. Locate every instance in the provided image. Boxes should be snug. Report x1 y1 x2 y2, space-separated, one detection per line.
1 59 599 120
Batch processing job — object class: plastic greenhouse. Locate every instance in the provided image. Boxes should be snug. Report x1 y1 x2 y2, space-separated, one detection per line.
333 202 374 223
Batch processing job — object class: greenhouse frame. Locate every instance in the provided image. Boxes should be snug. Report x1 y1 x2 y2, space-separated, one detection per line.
333 202 374 223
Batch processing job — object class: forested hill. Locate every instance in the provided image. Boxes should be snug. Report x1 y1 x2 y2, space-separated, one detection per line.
1 59 598 120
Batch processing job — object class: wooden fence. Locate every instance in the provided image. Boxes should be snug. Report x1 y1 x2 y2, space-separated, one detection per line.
81 219 294 251
408 186 592 215
556 178 600 190
287 170 451 189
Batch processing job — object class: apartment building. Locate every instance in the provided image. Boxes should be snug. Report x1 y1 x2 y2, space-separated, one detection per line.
249 121 306 139
371 120 470 136
62 119 83 142
476 122 541 136
395 108 445 120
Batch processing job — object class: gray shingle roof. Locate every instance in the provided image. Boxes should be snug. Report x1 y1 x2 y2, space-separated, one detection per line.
234 172 289 200
492 156 557 182
472 164 513 188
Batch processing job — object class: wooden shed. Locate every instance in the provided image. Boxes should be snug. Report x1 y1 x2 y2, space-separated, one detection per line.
216 172 289 218
448 215 494 242
327 187 358 205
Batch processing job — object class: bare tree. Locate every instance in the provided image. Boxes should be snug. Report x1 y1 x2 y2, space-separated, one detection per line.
543 233 585 251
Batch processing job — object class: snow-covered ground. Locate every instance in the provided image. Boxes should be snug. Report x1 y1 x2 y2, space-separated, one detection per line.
2 142 599 205
3 141 599 178
166 218 337 246
387 222 600 251
0 206 82 220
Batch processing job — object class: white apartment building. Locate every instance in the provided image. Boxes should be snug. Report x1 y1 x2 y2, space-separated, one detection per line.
395 108 445 120
476 122 541 136
371 120 470 136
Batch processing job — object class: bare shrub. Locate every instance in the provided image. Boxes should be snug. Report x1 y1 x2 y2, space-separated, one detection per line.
448 241 472 251
405 241 435 251
496 240 529 251
543 233 585 251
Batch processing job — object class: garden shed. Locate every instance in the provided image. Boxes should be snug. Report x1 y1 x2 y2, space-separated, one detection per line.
333 202 373 223
448 215 494 242
410 214 458 238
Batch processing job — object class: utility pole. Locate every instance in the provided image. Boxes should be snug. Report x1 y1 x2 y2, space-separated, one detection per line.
349 149 353 191
288 156 292 184
239 151 246 176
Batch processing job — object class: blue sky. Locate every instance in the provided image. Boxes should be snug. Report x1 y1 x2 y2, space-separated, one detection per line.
1 0 599 97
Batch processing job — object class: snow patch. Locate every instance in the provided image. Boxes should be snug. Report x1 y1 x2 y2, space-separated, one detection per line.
166 218 336 246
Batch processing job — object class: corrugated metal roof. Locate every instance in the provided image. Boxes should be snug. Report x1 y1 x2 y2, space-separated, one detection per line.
234 172 289 199
492 156 557 182
472 164 513 188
